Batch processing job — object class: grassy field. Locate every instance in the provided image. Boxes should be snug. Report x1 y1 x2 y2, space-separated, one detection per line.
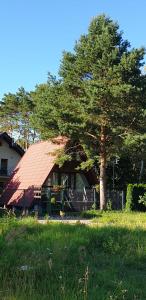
1 212 146 299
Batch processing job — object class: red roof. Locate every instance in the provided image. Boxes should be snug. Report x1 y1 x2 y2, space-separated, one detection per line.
1 136 68 207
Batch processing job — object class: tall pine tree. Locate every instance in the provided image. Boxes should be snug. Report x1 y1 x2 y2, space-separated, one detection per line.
32 15 146 209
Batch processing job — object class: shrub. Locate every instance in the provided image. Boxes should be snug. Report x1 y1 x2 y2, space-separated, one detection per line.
139 193 146 207
126 184 146 211
126 184 134 211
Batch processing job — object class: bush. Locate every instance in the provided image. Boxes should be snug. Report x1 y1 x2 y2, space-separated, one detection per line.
126 184 146 211
139 193 146 207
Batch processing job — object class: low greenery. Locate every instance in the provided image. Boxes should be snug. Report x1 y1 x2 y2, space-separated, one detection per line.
1 212 146 299
139 192 146 207
126 184 146 211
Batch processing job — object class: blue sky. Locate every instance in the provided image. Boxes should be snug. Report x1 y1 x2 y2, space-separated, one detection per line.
0 0 146 99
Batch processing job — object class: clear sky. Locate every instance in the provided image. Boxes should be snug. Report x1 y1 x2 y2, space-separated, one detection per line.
0 0 146 99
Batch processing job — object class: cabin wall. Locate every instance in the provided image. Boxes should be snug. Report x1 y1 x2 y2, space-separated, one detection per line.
0 139 21 174
0 139 22 193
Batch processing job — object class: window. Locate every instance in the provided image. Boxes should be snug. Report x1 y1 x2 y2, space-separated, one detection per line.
61 173 75 189
1 159 8 175
49 172 76 188
0 182 4 194
76 173 89 191
61 173 69 187
52 172 59 185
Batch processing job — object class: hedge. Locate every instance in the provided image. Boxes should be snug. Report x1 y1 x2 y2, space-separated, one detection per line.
126 184 146 211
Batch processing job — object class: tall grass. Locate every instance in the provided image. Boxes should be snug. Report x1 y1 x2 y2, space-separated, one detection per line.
0 213 146 299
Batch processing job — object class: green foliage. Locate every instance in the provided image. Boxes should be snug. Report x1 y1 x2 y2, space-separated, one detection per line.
125 184 134 211
32 15 146 158
0 87 37 149
55 151 72 167
106 199 112 211
138 192 146 206
126 184 146 211
50 197 56 204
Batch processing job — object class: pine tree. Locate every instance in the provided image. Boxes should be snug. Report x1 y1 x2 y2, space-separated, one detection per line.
0 87 36 148
32 15 146 209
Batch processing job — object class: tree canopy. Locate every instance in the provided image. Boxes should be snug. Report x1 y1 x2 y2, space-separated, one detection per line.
0 87 37 149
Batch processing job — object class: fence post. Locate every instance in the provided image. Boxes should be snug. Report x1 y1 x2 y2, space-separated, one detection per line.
122 190 124 210
60 188 64 211
22 189 26 216
46 187 51 215
23 189 25 203
93 187 97 210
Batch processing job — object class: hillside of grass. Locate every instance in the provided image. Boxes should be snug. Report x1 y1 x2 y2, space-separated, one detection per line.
1 212 146 299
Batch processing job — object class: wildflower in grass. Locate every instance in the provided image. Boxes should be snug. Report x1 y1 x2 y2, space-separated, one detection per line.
46 248 53 255
48 258 52 270
78 266 89 298
60 285 65 294
19 265 32 271
83 266 89 297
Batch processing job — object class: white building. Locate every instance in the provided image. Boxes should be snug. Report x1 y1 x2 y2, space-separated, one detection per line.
0 132 24 193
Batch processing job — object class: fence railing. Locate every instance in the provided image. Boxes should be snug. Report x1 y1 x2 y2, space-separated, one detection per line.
40 187 97 214
0 186 126 214
106 190 125 210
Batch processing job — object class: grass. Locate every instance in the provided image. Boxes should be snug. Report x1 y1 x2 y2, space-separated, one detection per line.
0 212 146 299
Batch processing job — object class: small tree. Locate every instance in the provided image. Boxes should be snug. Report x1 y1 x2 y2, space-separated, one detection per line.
0 87 37 149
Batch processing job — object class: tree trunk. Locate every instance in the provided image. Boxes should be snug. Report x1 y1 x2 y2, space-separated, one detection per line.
139 160 144 183
99 127 107 210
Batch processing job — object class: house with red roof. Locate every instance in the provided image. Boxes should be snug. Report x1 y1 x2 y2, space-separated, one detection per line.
1 136 98 212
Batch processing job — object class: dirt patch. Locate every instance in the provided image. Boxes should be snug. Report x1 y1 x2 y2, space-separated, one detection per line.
38 216 92 225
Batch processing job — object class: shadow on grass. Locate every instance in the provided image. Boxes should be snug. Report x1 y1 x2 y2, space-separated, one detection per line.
81 209 103 219
0 219 146 299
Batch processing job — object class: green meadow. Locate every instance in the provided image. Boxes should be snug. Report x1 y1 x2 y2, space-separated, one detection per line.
1 212 146 299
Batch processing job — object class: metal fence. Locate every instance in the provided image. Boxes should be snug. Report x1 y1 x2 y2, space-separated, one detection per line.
41 187 97 214
106 190 126 210
0 186 126 214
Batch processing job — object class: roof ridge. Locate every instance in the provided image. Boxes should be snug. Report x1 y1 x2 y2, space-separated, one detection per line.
28 136 68 148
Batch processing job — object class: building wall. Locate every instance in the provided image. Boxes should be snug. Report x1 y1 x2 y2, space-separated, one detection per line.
0 139 21 174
